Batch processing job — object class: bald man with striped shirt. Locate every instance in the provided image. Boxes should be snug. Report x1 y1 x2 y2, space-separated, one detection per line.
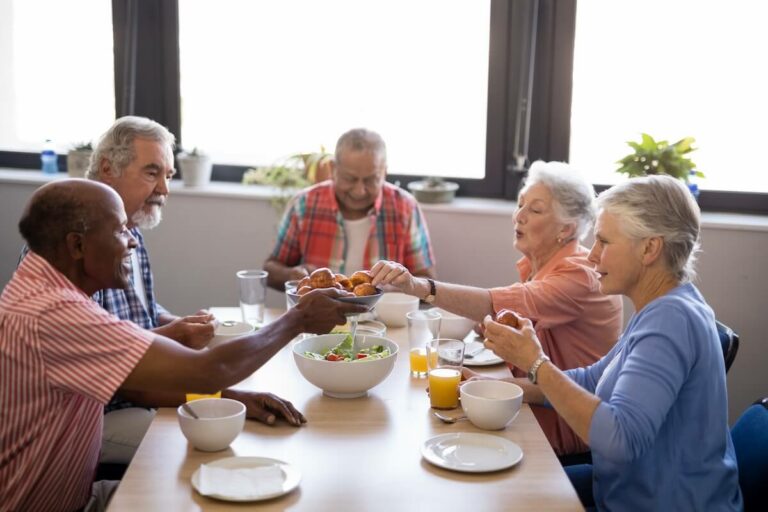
0 179 365 511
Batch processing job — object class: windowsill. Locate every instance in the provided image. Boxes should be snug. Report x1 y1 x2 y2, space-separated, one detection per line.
2 168 767 231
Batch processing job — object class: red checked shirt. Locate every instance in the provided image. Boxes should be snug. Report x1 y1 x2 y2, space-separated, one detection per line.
0 252 153 511
270 181 435 275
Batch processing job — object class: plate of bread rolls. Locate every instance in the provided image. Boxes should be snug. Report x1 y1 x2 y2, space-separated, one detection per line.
286 268 382 309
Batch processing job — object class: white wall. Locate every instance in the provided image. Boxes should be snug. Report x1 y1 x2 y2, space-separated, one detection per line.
1 173 767 423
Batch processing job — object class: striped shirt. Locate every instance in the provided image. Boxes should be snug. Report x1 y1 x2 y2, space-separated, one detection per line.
0 252 153 511
91 227 167 412
270 181 435 275
20 228 166 412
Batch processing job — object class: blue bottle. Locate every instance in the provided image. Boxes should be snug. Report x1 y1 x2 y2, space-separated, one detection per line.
687 169 700 200
41 140 58 175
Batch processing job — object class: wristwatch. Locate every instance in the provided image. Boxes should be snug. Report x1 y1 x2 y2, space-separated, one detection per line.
527 354 550 384
423 278 436 303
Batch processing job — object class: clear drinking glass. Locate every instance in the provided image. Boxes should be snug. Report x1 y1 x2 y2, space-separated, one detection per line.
236 269 268 327
407 310 441 378
284 279 300 310
426 338 465 409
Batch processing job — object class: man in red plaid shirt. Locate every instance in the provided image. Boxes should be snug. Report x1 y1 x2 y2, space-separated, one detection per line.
264 128 436 290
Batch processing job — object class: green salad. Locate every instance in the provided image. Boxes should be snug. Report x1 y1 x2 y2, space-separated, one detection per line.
304 334 391 362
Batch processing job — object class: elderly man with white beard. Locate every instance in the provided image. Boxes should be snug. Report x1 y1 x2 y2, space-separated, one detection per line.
81 117 307 470
85 116 214 349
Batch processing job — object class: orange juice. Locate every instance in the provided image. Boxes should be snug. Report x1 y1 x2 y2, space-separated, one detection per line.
428 368 462 409
185 392 221 402
410 347 428 375
428 349 438 370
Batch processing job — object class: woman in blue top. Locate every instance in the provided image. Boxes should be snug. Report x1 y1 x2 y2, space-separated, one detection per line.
481 175 742 511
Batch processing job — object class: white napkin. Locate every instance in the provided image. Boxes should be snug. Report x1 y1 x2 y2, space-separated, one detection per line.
198 463 284 499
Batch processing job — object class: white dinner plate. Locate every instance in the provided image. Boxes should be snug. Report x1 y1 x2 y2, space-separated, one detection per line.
463 340 504 367
421 432 523 473
191 456 301 502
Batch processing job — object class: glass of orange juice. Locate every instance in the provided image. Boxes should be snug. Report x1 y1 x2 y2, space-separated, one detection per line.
426 338 465 409
407 310 441 378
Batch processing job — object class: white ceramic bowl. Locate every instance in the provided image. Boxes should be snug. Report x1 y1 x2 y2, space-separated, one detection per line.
460 380 523 430
374 292 419 327
293 333 398 398
208 320 254 349
432 308 476 340
177 398 246 451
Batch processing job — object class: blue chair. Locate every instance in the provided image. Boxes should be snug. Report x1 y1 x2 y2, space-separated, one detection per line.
731 397 768 511
716 320 739 373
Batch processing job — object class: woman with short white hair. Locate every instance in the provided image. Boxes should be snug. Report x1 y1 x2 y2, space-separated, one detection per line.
371 160 623 459
480 175 741 510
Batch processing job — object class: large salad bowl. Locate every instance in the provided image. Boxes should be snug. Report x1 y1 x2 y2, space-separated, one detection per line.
292 333 398 398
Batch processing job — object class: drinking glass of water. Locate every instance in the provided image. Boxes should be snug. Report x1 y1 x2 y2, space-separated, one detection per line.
236 269 268 327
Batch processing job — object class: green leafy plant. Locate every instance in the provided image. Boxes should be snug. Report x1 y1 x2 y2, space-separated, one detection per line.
616 133 704 182
243 157 311 214
179 147 205 157
71 141 93 151
242 148 331 214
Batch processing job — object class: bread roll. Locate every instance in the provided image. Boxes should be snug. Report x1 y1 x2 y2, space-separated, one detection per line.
495 309 522 329
309 268 335 289
353 282 377 296
349 270 373 287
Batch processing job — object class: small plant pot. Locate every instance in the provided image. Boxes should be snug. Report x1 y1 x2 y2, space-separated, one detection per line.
178 154 213 187
66 149 92 178
407 180 459 204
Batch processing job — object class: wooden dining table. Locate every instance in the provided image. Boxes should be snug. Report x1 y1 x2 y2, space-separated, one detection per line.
107 308 583 511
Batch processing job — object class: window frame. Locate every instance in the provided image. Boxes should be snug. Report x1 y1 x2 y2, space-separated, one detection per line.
1 0 766 214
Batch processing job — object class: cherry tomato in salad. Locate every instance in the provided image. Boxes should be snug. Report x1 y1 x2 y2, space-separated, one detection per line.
356 353 368 359
326 353 344 361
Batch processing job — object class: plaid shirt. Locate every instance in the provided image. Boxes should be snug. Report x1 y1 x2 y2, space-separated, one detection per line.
92 227 167 412
270 181 435 274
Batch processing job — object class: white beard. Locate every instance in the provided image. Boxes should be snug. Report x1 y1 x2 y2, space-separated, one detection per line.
131 204 163 230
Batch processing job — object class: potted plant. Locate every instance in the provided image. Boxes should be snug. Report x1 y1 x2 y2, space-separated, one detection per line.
176 147 213 187
296 146 333 183
67 142 93 178
407 176 459 204
242 148 331 214
616 133 704 196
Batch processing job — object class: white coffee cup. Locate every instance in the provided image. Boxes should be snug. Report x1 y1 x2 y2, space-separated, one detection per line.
460 380 523 430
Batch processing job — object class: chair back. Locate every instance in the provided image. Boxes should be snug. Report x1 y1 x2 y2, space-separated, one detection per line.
731 397 768 511
716 320 739 373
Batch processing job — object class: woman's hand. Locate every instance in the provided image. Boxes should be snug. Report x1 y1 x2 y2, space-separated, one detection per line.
482 315 544 372
369 260 420 295
461 367 492 382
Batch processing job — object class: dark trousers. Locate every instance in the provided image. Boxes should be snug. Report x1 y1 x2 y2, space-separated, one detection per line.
565 463 596 510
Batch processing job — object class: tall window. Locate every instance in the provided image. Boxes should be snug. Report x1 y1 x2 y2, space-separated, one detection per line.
0 0 115 153
569 0 768 193
179 0 491 179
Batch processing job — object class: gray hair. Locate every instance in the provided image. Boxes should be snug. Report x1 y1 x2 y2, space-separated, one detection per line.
335 128 387 166
521 160 597 242
597 175 701 283
86 116 175 181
